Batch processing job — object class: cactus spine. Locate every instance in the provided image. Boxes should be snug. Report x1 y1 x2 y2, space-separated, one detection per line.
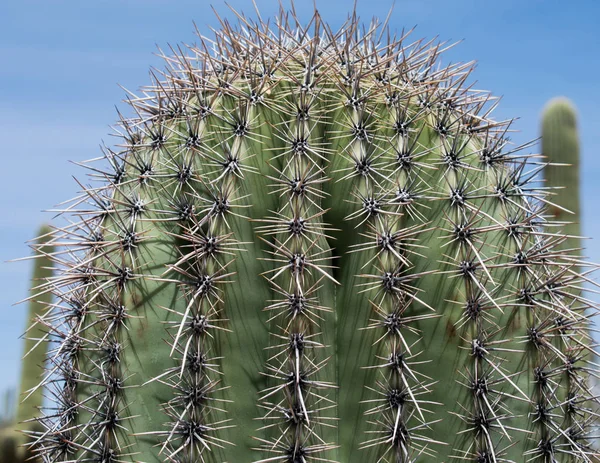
26 7 599 463
1 225 53 463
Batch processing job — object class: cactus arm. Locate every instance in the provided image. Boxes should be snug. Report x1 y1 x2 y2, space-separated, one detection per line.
0 433 17 463
17 225 54 427
2 224 55 463
0 225 54 463
542 97 580 247
540 98 590 458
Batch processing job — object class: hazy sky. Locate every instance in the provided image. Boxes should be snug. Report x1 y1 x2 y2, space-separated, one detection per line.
1 0 599 396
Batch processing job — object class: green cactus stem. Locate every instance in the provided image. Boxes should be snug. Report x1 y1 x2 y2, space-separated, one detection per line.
0 434 17 463
17 225 54 427
0 225 54 463
540 98 593 461
26 6 599 463
542 97 581 251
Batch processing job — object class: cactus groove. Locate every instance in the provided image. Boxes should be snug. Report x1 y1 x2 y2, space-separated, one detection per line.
26 6 599 463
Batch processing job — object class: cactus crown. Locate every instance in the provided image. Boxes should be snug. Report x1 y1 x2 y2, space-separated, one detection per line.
25 5 598 463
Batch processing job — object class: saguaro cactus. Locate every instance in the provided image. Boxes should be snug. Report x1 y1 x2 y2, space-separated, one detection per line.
0 436 17 463
542 97 581 252
27 7 598 463
1 225 53 463
17 225 53 427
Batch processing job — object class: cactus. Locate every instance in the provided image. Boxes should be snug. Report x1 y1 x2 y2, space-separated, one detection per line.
0 435 17 463
25 7 599 463
1 225 53 463
541 98 600 456
0 389 16 427
0 389 16 463
541 98 581 253
17 225 54 427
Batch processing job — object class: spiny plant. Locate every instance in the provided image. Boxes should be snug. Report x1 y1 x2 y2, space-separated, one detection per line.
18 225 54 429
1 225 53 463
23 5 600 463
0 389 16 463
0 435 17 463
540 98 600 454
541 98 581 255
0 389 16 427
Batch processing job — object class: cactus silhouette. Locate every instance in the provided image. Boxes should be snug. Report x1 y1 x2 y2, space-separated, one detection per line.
25 6 599 463
1 225 53 463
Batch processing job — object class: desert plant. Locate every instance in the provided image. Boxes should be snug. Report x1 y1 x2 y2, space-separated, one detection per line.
17 225 54 427
542 98 581 253
0 389 16 427
541 98 600 456
24 6 599 463
0 388 16 463
0 435 17 463
1 225 53 463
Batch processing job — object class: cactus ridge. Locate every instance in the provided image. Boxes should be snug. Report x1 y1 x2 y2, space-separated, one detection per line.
22 5 600 463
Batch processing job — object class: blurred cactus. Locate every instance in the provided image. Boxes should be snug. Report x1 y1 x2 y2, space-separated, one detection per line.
1 225 53 463
0 435 17 463
541 97 581 250
542 98 600 454
17 225 53 427
22 7 600 463
0 389 16 463
0 389 16 426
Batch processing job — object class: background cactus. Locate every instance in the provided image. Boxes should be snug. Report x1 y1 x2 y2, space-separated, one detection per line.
541 98 581 254
541 97 600 455
1 225 53 463
24 7 599 463
0 389 16 427
0 435 17 463
0 389 16 463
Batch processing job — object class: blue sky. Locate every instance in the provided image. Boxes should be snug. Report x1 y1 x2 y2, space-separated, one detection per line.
1 0 599 396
